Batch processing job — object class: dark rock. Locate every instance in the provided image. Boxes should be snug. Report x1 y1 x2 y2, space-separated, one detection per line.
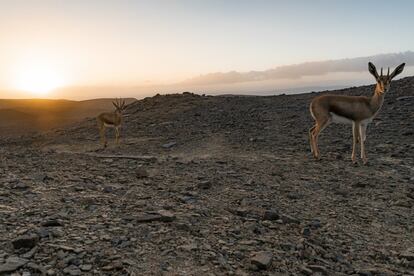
308 219 321 229
263 210 280 221
12 234 39 249
136 168 149 178
41 219 64 227
197 180 212 189
102 185 115 193
250 251 273 270
302 227 311 237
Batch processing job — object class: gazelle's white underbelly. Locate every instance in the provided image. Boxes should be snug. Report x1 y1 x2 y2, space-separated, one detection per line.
330 112 353 124
104 123 118 128
329 112 373 125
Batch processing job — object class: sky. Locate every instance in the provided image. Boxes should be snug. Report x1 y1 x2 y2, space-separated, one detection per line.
0 0 413 99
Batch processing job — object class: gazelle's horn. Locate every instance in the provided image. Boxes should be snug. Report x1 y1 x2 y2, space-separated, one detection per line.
387 67 390 77
380 67 383 77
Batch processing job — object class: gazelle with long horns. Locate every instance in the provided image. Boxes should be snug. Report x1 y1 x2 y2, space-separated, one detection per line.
309 62 405 164
97 98 127 148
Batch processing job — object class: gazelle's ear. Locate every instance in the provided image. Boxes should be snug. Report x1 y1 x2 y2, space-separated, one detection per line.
389 63 405 80
368 62 379 81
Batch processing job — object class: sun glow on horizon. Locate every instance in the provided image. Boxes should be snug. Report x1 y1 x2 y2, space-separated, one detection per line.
11 58 66 97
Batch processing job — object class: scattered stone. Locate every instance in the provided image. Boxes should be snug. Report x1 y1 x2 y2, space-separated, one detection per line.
401 247 414 261
302 227 311 237
250 251 273 270
136 167 149 178
308 219 321 229
178 242 198 251
12 234 39 250
102 261 123 271
33 173 48 182
26 262 47 274
393 199 412 208
280 214 300 224
300 266 313 275
12 182 29 189
197 180 212 189
307 265 328 275
0 257 29 273
63 265 82 275
21 246 38 259
79 264 92 271
102 185 115 193
162 142 177 149
263 210 280 221
41 219 64 227
397 96 414 101
136 210 176 223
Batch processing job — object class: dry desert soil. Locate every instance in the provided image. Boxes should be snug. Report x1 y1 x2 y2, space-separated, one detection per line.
0 78 413 275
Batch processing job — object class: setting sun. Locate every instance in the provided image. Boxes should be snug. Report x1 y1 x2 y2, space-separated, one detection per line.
11 59 66 97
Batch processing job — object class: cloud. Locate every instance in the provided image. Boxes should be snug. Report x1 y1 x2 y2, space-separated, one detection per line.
181 51 414 85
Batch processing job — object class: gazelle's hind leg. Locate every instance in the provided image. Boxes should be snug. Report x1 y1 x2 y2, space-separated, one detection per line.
351 122 360 163
310 118 331 160
97 119 107 148
309 125 316 153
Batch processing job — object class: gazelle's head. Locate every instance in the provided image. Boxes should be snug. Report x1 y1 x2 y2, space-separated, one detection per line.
368 62 405 94
113 98 127 113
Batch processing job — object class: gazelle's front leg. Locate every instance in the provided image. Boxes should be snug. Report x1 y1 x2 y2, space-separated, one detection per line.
100 127 107 148
351 122 360 163
115 127 120 144
359 124 368 164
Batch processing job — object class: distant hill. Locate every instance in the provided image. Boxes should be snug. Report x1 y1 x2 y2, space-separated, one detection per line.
0 98 136 137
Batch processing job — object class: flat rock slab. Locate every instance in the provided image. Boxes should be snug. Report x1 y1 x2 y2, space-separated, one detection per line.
136 210 176 223
0 257 28 273
162 142 177 149
86 153 158 162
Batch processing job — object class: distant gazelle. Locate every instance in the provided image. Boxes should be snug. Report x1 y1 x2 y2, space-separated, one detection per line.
97 98 127 148
309 62 405 164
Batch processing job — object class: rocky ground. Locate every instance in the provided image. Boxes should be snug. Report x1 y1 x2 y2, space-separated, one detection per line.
0 77 413 275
